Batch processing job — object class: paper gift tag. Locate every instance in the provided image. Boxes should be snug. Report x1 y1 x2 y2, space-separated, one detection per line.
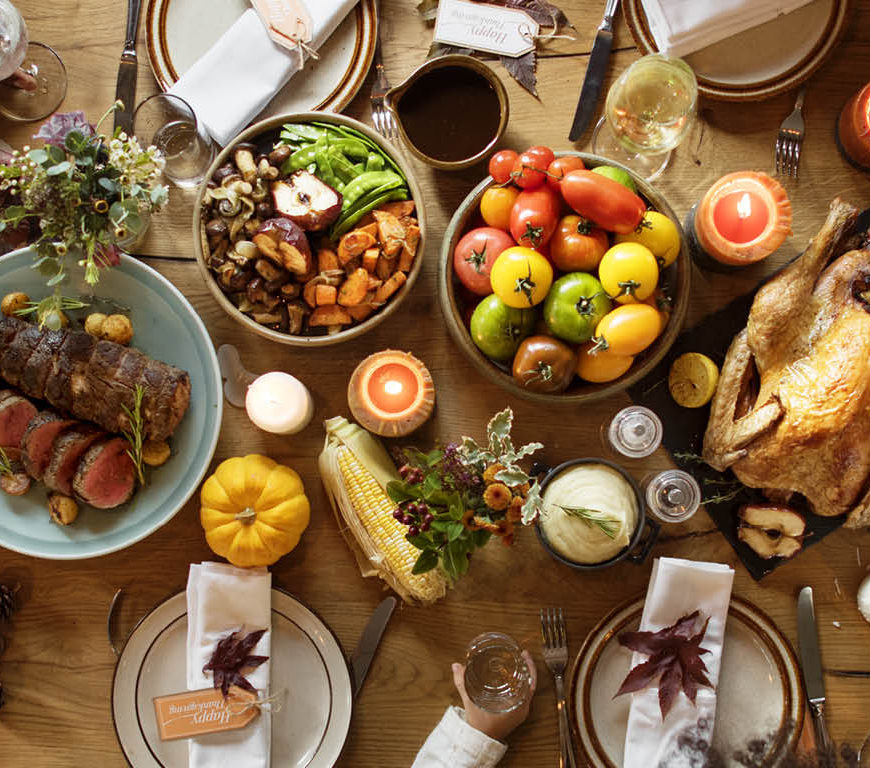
434 0 539 58
153 687 260 741
250 0 313 53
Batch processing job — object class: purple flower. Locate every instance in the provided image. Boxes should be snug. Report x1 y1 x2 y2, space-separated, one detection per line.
94 243 120 268
33 111 95 147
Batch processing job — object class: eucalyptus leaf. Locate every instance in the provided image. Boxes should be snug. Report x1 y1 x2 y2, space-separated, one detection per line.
46 271 66 286
99 177 119 194
47 145 65 163
27 149 48 164
46 161 72 176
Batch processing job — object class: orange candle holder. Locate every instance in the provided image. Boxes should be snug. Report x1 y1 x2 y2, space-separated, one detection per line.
837 83 870 171
685 171 792 271
348 350 435 437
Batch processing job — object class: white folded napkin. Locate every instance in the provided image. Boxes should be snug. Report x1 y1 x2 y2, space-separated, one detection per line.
623 557 735 768
641 0 815 58
169 1 358 146
187 562 272 768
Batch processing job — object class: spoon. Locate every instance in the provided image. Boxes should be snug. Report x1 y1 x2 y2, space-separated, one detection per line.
217 344 257 408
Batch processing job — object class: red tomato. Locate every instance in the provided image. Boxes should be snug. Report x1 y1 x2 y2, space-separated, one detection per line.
453 227 516 295
509 186 561 250
549 215 609 272
526 145 555 166
546 156 586 191
560 170 647 234
488 150 519 184
511 147 552 189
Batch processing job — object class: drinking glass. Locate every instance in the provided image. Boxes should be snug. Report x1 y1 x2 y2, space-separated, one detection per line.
463 632 531 713
644 469 701 523
0 0 67 121
591 54 698 181
133 94 215 188
603 405 663 459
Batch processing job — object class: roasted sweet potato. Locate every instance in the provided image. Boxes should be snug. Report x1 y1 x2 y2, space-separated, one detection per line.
303 277 323 308
309 305 352 327
315 284 337 305
374 271 407 304
375 253 397 281
317 248 340 273
379 200 416 219
359 222 379 240
338 268 370 306
398 224 420 272
346 304 376 322
374 210 404 257
362 247 380 274
338 230 377 266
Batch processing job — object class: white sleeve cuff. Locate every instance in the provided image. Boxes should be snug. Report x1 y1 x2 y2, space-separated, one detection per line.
411 706 508 768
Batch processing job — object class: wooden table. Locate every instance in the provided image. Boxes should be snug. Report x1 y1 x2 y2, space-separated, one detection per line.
2 2 870 765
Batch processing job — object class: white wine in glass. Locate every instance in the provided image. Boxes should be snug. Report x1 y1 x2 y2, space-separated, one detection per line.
592 54 697 180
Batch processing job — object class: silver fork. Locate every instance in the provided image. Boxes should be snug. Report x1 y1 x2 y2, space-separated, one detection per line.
369 0 398 141
541 608 578 768
775 86 806 178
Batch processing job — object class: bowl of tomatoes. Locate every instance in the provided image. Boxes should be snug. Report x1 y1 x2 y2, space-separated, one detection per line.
438 146 691 403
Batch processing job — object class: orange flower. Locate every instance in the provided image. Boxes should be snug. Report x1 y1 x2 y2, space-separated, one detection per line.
483 482 511 511
482 463 505 485
507 495 524 523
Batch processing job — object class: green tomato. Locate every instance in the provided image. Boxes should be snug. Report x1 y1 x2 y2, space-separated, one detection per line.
591 165 637 193
470 294 537 361
543 272 612 344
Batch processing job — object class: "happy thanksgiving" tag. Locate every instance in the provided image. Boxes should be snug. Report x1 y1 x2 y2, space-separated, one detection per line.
153 687 260 741
433 0 540 58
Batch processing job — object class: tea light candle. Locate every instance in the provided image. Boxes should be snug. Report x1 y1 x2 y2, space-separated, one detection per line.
348 350 435 437
686 171 792 270
837 82 870 171
245 372 314 435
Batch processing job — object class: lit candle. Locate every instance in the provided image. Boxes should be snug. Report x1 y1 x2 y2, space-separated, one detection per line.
686 171 792 270
348 350 435 437
837 82 870 171
245 372 314 435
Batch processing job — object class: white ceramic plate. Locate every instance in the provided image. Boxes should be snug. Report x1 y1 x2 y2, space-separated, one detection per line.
0 248 222 560
570 596 804 767
624 0 850 100
112 588 353 768
145 0 376 114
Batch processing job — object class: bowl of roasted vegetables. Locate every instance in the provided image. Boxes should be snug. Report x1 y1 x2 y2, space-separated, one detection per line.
438 147 691 403
194 113 425 346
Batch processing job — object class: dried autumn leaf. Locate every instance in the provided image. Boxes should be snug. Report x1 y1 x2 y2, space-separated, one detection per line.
501 50 538 97
203 628 269 698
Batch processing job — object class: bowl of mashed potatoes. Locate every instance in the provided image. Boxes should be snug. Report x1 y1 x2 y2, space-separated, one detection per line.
536 458 659 569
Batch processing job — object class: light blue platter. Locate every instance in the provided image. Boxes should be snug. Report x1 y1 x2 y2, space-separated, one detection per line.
0 248 222 559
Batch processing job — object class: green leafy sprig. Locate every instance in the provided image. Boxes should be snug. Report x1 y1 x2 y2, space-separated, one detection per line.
121 384 146 486
559 506 620 539
0 448 14 478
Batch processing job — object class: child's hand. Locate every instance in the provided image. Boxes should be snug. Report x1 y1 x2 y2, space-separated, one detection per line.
2 69 38 91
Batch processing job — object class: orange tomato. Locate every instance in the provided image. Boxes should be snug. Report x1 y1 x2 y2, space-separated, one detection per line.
480 185 520 231
594 304 662 356
576 342 634 383
549 215 609 272
642 290 672 335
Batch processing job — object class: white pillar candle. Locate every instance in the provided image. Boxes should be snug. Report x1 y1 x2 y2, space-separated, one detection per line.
245 372 314 435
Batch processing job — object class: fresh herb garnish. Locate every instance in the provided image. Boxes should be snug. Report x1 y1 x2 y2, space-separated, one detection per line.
203 628 269 698
559 505 620 539
0 447 13 477
15 295 89 329
121 384 146 485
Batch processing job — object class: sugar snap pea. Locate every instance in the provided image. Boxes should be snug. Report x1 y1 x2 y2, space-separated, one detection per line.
283 145 318 174
365 153 384 172
280 124 328 142
331 189 410 237
340 170 403 211
314 137 340 189
328 148 358 184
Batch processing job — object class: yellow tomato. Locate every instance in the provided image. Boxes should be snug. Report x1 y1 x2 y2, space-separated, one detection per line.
489 246 554 308
598 242 659 304
615 211 681 268
479 185 520 231
594 303 662 356
576 342 635 383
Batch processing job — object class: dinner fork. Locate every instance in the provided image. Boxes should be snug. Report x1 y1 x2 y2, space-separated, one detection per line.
369 0 398 141
775 86 806 178
541 608 578 768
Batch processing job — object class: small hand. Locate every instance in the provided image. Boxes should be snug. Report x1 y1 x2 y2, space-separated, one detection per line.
451 650 537 742
1 68 37 92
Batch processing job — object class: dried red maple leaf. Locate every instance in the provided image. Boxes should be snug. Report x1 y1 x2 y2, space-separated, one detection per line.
615 610 714 720
203 628 268 698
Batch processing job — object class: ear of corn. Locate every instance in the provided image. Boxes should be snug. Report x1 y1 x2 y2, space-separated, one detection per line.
319 416 447 604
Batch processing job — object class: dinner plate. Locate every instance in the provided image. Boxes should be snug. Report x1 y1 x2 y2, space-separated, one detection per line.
112 587 353 768
570 595 804 767
624 0 850 100
0 248 222 560
146 0 376 115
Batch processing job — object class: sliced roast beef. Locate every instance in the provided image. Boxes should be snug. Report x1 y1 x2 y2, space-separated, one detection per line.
72 436 135 509
0 315 22 349
21 412 76 480
43 425 103 496
1 322 42 388
0 393 37 448
44 330 96 413
19 327 67 400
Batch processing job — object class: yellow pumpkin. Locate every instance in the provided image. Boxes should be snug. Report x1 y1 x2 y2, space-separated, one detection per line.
200 454 310 568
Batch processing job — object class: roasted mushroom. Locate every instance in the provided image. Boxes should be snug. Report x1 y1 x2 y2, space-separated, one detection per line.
234 143 258 183
268 144 291 166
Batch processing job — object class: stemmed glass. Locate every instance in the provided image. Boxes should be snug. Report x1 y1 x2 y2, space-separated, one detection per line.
0 0 67 121
591 53 698 181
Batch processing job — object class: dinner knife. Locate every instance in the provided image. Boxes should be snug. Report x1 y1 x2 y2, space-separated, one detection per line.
350 596 396 698
114 0 143 135
797 587 836 760
568 0 620 142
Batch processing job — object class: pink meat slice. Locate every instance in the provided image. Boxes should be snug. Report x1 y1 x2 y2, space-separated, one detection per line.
43 425 104 496
0 393 38 449
72 436 136 509
21 412 76 481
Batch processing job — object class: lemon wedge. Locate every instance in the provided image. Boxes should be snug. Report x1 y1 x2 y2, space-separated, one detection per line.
669 353 720 408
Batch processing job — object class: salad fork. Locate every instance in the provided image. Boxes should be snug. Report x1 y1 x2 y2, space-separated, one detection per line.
541 608 578 768
775 86 806 178
369 0 398 141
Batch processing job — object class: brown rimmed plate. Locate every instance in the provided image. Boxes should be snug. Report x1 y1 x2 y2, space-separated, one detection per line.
145 0 376 115
569 595 804 766
623 0 851 101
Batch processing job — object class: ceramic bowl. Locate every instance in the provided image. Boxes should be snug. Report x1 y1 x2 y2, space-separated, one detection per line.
193 112 426 347
438 152 691 403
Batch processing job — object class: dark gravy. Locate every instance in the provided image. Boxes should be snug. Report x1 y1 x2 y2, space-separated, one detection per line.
397 65 501 162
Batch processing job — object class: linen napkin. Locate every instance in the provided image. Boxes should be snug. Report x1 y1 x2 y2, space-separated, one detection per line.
169 1 358 146
186 562 272 768
623 557 734 768
641 0 815 58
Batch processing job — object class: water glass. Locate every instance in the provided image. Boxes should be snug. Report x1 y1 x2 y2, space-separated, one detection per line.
463 632 531 714
644 469 701 523
603 405 663 459
133 94 214 188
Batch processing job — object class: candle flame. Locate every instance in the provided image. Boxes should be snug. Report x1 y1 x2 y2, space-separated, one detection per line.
384 379 403 396
736 192 753 219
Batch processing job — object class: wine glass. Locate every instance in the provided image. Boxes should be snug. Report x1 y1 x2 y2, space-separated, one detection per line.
591 54 697 181
0 0 67 121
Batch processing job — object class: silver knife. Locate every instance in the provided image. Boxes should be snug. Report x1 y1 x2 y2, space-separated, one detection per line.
568 0 620 142
114 0 143 135
797 586 836 759
350 596 396 698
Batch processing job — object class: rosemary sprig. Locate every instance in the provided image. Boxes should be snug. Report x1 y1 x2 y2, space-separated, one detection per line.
673 451 706 465
121 384 146 486
0 447 13 477
559 506 620 539
701 487 743 505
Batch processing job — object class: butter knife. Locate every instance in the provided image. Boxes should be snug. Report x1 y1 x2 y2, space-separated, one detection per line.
797 587 836 760
350 596 396 698
114 0 143 135
568 0 620 142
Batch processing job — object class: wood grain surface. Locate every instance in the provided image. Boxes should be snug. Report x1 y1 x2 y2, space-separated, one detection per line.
1 1 869 766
